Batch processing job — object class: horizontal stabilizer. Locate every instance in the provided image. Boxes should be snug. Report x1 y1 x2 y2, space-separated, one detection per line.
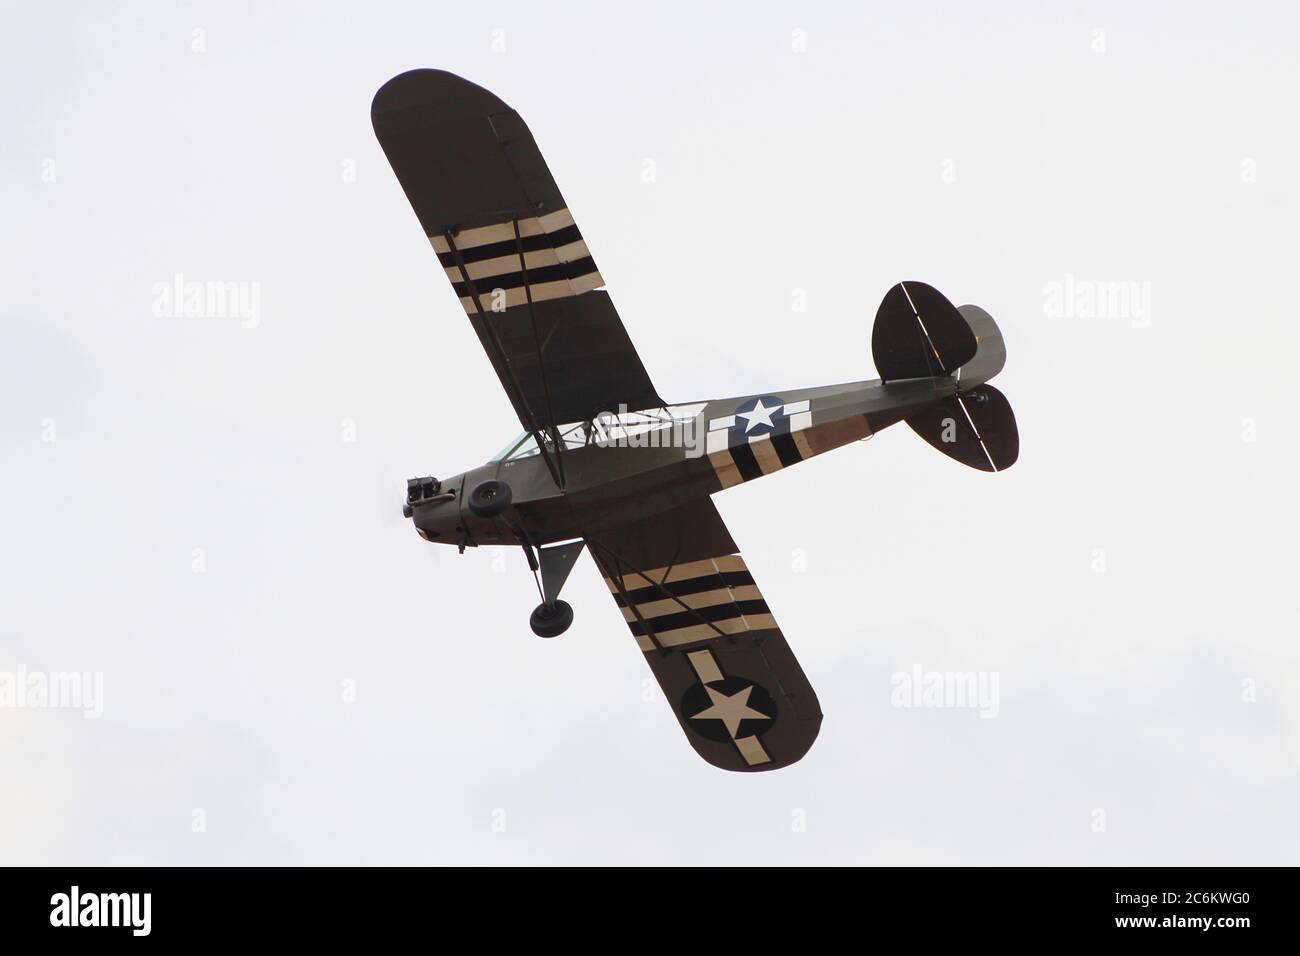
905 384 1019 472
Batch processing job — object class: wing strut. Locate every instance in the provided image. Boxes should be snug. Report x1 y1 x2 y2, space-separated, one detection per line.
442 228 565 488
512 218 565 487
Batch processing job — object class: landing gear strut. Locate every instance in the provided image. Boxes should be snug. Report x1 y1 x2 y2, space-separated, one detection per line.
474 480 584 639
527 539 585 638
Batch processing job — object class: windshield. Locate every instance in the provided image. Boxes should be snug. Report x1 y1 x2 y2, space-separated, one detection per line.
489 432 538 462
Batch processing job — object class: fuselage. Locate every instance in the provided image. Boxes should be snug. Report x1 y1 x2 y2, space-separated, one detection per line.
410 374 958 548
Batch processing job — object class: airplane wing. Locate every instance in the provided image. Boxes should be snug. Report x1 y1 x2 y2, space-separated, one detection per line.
585 498 822 771
372 69 664 431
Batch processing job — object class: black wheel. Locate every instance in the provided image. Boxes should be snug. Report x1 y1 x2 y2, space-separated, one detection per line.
530 600 573 638
468 479 512 518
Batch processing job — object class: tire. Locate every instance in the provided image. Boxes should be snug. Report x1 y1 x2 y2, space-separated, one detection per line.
468 479 512 518
530 600 573 638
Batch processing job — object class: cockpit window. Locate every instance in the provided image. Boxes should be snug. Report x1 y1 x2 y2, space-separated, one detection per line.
489 432 541 462
490 432 527 462
507 435 541 460
487 407 708 463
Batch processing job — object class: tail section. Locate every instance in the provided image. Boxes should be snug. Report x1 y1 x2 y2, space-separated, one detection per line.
872 281 1019 472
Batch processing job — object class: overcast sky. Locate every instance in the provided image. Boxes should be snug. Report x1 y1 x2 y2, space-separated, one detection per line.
3 0 1298 864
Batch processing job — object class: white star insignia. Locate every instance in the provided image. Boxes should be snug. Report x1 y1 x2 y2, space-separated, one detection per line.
689 684 770 738
737 398 779 433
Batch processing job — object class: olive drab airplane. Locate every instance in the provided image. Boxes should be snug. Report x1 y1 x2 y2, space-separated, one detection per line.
373 69 1019 772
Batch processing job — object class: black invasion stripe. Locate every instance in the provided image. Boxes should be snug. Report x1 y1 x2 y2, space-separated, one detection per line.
728 442 764 482
612 570 755 608
629 600 771 637
771 431 802 468
436 224 584 267
451 257 598 297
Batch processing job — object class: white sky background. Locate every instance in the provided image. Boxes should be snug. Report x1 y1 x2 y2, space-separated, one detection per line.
2 0 1298 864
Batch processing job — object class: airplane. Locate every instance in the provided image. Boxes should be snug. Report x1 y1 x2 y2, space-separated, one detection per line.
372 69 1019 772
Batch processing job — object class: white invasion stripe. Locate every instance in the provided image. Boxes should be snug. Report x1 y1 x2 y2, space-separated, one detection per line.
705 430 729 455
538 208 576 233
748 435 784 475
708 415 736 431
458 272 605 313
553 238 591 263
782 399 810 414
625 587 755 622
567 270 605 295
447 219 537 250
709 450 744 489
521 278 573 304
434 208 577 254
448 216 545 250
788 411 812 432
793 429 815 459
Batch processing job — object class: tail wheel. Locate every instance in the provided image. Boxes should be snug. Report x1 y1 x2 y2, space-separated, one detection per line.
530 600 573 638
468 479 512 518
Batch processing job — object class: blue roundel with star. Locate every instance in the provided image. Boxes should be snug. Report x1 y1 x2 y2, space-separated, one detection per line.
731 395 787 437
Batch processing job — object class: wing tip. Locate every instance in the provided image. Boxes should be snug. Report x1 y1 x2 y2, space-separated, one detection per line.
371 68 509 122
694 713 823 772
